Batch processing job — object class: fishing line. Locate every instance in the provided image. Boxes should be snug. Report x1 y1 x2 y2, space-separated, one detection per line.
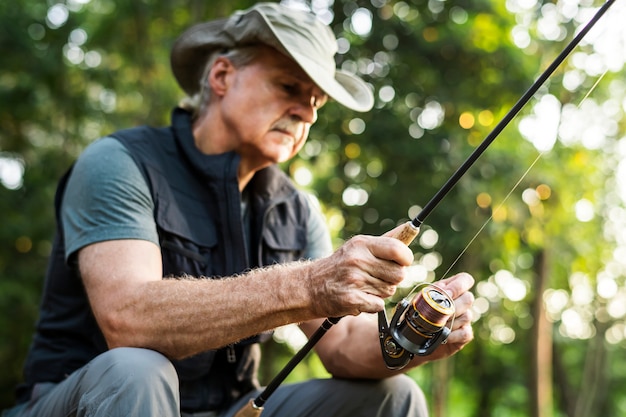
421 32 614 289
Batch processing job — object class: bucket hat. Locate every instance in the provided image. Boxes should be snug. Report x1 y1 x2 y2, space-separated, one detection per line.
170 2 374 112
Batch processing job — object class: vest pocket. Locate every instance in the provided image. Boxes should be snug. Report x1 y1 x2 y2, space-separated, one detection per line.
156 200 218 277
262 224 306 263
161 239 209 263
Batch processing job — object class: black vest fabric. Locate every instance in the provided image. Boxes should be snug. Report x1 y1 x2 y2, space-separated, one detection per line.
17 108 310 411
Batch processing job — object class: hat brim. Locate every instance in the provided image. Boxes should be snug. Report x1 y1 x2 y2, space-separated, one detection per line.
282 48 374 113
170 9 373 112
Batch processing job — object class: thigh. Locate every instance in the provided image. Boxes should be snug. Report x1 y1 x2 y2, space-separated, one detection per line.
222 375 428 417
8 348 179 417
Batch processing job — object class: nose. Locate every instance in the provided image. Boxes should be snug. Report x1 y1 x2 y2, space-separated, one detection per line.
289 96 318 125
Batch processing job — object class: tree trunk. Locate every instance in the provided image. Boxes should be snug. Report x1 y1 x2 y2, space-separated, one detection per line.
573 321 609 417
530 249 553 417
432 358 450 417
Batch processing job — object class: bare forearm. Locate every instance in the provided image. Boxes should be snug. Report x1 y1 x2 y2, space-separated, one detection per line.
81 235 417 361
99 262 316 359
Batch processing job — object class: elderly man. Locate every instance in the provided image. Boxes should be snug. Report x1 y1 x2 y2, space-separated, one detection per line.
6 3 474 417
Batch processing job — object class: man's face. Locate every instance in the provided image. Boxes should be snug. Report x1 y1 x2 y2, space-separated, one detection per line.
217 46 328 169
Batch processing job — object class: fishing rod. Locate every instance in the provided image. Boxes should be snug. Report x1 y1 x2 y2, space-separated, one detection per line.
233 1 617 415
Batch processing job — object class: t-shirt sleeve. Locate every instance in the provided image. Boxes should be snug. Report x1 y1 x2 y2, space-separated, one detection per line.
61 137 159 262
303 194 333 260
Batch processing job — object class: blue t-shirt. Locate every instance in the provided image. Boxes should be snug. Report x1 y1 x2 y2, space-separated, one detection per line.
61 137 333 263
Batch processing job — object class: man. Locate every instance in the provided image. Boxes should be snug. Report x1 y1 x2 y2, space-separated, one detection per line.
6 3 475 417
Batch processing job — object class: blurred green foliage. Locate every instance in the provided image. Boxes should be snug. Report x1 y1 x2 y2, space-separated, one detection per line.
2 1 626 416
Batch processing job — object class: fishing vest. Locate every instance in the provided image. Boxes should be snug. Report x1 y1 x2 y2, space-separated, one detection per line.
17 108 311 412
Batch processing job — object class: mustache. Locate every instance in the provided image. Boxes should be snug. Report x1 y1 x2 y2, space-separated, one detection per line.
271 117 303 138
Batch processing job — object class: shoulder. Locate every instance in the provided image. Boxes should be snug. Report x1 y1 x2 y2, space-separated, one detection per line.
62 137 158 260
73 137 136 178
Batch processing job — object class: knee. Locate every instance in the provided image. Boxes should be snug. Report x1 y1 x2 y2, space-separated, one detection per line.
378 375 429 416
380 374 423 397
78 348 180 416
89 347 178 388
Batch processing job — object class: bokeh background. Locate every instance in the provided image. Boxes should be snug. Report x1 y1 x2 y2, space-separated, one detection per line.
2 0 626 416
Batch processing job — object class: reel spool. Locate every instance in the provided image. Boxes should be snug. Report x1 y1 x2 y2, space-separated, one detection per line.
378 284 455 369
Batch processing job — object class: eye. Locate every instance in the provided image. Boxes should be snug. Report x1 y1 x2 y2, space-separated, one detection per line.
282 83 300 96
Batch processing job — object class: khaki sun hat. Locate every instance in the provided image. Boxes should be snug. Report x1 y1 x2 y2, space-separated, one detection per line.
170 2 374 112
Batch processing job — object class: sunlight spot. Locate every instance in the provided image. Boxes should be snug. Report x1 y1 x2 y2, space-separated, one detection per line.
478 110 494 126
574 198 594 222
449 6 468 24
378 85 395 103
563 69 585 92
342 186 369 206
273 324 308 350
607 295 626 319
477 280 499 301
409 123 424 139
366 159 383 178
47 4 69 29
15 236 32 253
419 229 439 249
69 28 88 46
544 289 569 321
494 270 527 302
473 296 490 316
511 25 531 48
459 112 475 129
403 264 428 288
344 161 362 179
293 166 313 186
491 324 516 344
605 323 625 344
522 188 540 206
571 281 594 306
476 192 491 208
84 50 102 68
418 101 445 130
350 8 373 36
0 155 25 190
536 184 551 200
519 94 560 151
421 252 442 271
597 277 618 299
348 118 366 135
560 308 595 339
64 44 84 65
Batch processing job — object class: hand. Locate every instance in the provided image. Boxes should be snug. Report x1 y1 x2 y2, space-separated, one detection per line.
306 234 414 318
424 272 475 361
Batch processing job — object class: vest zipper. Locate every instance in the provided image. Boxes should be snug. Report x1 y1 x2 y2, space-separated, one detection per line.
226 344 236 363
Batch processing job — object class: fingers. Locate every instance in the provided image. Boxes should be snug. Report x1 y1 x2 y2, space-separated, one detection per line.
438 273 475 333
437 272 475 300
339 234 413 287
444 322 474 347
428 273 476 358
364 235 414 270
307 234 414 318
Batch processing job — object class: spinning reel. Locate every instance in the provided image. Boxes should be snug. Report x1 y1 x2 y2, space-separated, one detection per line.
378 283 456 369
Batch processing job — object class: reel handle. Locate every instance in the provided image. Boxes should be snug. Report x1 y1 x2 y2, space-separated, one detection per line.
378 306 414 369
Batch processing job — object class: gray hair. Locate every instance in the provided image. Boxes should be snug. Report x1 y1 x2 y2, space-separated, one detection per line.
178 46 262 118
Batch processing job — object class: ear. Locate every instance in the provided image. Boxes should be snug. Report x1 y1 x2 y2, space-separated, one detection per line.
208 57 235 97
